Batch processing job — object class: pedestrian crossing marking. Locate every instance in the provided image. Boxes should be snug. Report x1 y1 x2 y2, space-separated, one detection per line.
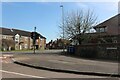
0 59 12 63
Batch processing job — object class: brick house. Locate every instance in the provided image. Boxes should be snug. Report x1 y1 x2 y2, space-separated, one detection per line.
46 39 71 49
0 27 46 51
94 14 120 35
93 14 120 43
69 14 120 45
74 14 120 59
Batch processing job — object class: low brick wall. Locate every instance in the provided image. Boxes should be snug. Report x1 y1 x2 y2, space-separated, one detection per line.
74 43 120 60
75 44 97 58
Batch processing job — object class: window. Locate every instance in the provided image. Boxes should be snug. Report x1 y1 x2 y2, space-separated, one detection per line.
105 27 107 32
24 44 28 49
96 26 107 33
113 40 117 43
15 34 20 42
96 28 100 32
15 36 18 41
100 28 105 32
3 36 7 39
100 27 107 32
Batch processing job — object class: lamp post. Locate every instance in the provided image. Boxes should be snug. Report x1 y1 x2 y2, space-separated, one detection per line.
60 5 65 52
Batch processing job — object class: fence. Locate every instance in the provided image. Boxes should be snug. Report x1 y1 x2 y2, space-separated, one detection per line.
74 43 120 61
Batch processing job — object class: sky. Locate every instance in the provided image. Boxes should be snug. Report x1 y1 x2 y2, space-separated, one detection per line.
1 1 119 43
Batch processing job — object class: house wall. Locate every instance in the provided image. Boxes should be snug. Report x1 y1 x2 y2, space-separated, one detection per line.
42 39 46 49
38 38 46 50
2 35 13 40
22 36 29 49
16 36 46 50
118 22 120 34
106 15 119 35
30 38 33 49
15 35 35 50
95 14 120 35
1 34 15 51
0 34 33 51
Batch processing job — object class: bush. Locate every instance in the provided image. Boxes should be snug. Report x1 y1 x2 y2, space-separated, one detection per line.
1 47 4 51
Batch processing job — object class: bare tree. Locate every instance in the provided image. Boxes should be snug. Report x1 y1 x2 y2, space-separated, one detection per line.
59 9 97 45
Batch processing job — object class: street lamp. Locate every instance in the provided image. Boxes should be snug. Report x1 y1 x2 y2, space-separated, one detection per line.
60 5 65 52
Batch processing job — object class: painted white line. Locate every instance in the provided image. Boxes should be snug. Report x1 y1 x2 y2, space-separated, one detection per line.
0 57 7 59
0 70 45 78
3 61 12 63
3 55 13 57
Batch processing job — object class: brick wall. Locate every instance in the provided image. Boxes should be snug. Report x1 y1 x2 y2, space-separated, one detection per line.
75 43 119 60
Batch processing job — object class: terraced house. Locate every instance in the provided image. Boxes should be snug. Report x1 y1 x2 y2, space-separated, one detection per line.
0 27 46 51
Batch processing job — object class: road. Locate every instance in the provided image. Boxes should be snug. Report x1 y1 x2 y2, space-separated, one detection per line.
1 54 107 79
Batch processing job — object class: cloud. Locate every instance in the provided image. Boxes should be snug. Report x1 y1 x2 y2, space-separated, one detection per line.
76 3 88 9
101 2 118 13
76 2 118 13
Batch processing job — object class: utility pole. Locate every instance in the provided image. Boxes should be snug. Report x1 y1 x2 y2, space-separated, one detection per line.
60 5 65 52
33 27 36 54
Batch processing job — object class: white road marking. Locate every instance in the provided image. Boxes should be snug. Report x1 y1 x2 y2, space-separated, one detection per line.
0 56 7 59
0 58 12 63
2 60 12 63
0 70 45 78
3 55 13 57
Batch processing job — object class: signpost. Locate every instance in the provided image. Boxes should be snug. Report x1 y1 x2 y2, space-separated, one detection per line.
30 27 36 54
31 27 40 54
33 27 36 54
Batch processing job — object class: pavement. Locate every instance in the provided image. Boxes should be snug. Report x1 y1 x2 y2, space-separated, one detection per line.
2 59 107 79
11 51 120 78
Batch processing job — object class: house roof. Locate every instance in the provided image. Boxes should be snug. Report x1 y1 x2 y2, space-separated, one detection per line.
0 27 46 39
94 14 120 29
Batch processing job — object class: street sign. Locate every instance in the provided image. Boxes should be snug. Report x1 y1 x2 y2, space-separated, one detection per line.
31 27 39 54
31 32 40 39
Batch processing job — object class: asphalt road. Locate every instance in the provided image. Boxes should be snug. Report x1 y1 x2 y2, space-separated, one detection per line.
1 54 107 79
